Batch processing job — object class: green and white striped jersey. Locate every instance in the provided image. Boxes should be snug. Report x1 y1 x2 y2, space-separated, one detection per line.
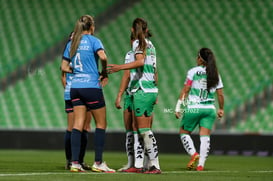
184 66 223 109
124 50 135 95
130 39 158 93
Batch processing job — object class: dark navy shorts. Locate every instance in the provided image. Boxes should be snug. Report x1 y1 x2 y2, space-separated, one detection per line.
70 88 105 110
65 100 73 113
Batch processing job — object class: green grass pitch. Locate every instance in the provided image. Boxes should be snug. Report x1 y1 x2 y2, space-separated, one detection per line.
0 150 272 181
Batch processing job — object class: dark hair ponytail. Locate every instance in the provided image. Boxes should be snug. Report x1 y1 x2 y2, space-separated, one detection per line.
132 18 149 53
199 48 219 91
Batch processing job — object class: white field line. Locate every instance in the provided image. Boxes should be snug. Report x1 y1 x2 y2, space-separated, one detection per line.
0 170 273 177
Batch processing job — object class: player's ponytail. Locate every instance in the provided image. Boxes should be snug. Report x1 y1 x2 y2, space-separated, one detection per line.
132 18 147 54
199 48 219 92
70 15 94 58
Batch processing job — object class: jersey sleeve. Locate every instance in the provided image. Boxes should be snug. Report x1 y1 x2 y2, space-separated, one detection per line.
216 74 224 89
93 38 104 53
132 40 143 55
62 41 71 62
124 51 134 64
184 68 194 86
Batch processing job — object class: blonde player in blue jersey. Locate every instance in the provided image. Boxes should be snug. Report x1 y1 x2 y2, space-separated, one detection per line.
175 48 224 171
61 15 115 173
61 32 93 171
108 18 161 174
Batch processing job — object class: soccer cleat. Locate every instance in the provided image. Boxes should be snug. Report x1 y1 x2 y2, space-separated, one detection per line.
70 162 86 172
187 152 200 170
121 167 144 173
143 166 162 174
91 162 116 173
117 164 131 172
196 165 204 171
80 162 92 170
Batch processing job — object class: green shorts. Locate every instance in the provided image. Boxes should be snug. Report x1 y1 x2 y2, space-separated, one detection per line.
132 90 157 117
123 93 133 111
180 108 217 131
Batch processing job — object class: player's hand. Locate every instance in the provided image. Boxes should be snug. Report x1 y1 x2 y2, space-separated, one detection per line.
217 109 224 119
107 64 121 74
115 96 122 109
175 112 181 119
99 70 108 87
99 76 108 87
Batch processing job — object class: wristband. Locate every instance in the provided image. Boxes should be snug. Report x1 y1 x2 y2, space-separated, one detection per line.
175 99 183 113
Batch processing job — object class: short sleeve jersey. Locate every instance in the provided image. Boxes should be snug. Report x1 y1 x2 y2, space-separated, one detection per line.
124 50 136 94
130 39 158 93
184 66 223 109
62 41 73 100
63 34 104 88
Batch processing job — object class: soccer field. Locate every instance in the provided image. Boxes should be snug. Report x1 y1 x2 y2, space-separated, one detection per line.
0 150 272 181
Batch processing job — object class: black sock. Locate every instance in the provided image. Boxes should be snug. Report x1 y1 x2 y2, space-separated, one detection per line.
79 130 89 163
71 128 82 162
94 128 105 163
64 130 72 162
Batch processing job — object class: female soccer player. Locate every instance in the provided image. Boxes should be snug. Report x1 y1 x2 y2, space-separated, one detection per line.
175 48 224 171
108 18 161 174
61 15 115 173
61 32 92 171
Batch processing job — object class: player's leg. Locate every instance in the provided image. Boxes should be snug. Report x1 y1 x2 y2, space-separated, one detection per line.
118 108 134 171
70 104 87 172
197 108 216 171
90 106 115 173
83 88 115 173
134 91 161 174
179 109 199 170
69 88 87 172
64 100 74 170
79 111 92 170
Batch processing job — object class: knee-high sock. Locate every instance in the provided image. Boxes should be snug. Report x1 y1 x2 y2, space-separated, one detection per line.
180 134 196 156
94 128 105 163
134 131 144 168
64 130 72 161
198 136 210 167
79 130 89 163
140 129 160 169
125 131 134 167
71 129 82 162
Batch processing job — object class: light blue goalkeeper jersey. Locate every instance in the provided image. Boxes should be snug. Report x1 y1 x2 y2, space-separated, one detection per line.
63 34 104 89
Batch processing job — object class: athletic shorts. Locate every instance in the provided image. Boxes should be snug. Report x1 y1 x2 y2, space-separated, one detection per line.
180 108 217 131
70 88 105 110
132 89 157 117
123 93 133 112
65 100 73 113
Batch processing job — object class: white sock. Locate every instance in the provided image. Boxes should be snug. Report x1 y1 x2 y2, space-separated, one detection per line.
141 130 160 169
125 131 134 167
180 134 196 156
134 132 144 168
143 152 150 169
198 136 210 167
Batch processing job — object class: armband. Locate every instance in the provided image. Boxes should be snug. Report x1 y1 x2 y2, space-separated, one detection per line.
175 99 183 113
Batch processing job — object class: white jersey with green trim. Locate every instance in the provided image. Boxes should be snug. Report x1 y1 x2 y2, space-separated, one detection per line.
130 39 158 93
184 66 223 109
124 50 138 95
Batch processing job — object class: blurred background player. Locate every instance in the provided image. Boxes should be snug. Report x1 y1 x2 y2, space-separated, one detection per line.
175 48 224 171
107 18 161 174
61 32 92 170
61 15 115 173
